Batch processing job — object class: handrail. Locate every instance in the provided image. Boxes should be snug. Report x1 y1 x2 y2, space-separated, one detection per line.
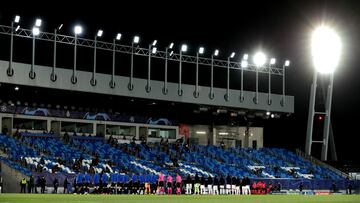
295 149 350 179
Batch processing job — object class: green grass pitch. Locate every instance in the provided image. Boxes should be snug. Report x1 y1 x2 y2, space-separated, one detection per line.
0 194 359 203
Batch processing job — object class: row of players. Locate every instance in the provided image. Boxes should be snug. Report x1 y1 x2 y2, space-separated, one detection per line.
68 172 267 195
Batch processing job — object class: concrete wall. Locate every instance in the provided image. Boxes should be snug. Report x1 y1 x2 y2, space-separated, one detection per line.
0 161 29 193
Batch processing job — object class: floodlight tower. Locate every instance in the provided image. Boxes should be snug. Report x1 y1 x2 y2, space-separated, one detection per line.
209 49 219 99
224 52 235 101
282 60 291 106
146 40 158 92
240 54 249 102
72 25 83 84
268 58 276 104
51 24 63 82
163 42 174 95
194 47 204 98
305 25 342 161
253 52 266 104
8 15 20 76
30 18 42 79
178 44 187 96
110 33 122 88
90 29 103 86
128 35 140 90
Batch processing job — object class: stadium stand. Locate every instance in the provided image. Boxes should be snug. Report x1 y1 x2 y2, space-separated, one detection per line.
1 131 358 194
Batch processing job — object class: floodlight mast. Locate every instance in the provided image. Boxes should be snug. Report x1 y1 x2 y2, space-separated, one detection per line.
8 15 21 76
240 54 248 102
178 44 187 96
128 35 140 90
51 24 63 82
225 52 235 101
194 47 204 98
253 52 266 104
209 49 219 99
72 25 83 84
30 20 42 80
110 33 121 88
146 40 158 93
91 29 103 86
163 42 174 95
305 25 341 161
268 58 276 104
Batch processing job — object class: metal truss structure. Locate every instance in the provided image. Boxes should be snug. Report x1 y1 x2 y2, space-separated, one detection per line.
0 25 284 75
0 23 294 113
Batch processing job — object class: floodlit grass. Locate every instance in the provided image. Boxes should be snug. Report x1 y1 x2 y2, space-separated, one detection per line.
0 194 359 203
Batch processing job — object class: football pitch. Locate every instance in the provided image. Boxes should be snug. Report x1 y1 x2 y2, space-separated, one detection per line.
0 194 360 203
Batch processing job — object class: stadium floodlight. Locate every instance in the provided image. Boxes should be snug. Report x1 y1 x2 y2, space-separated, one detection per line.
97 29 103 37
230 52 235 58
270 58 276 65
306 25 342 160
9 15 21 75
133 35 140 44
15 25 20 32
14 15 20 23
32 27 40 36
199 47 204 54
152 47 157 54
311 25 341 74
253 51 266 67
214 49 219 56
35 18 42 27
152 40 157 46
181 44 188 52
243 54 249 60
241 60 248 68
116 33 122 40
164 43 174 94
284 60 290 67
74 25 82 35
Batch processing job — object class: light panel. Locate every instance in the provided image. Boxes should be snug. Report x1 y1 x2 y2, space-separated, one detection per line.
35 19 42 27
270 58 276 65
253 51 266 67
116 33 122 40
284 60 290 67
74 25 82 35
199 47 204 54
32 27 40 36
151 47 157 54
97 30 103 37
243 54 249 60
311 25 341 74
14 15 20 23
181 44 188 52
133 35 140 44
152 40 157 46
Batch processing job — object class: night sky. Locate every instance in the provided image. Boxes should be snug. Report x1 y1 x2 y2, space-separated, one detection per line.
0 0 360 164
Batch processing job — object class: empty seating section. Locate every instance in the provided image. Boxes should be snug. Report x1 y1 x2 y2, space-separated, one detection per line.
0 133 345 182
